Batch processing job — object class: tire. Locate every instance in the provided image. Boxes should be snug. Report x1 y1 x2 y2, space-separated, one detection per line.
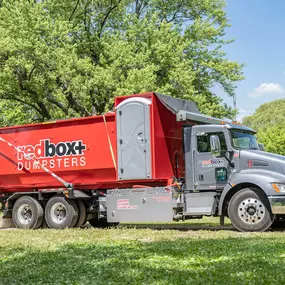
88 218 119 228
45 196 79 229
12 196 44 229
228 188 274 232
75 199 87 228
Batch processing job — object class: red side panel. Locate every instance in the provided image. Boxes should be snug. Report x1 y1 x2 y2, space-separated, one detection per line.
151 94 176 179
152 94 194 180
0 114 118 192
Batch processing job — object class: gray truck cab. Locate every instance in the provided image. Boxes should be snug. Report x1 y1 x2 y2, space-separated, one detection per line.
107 107 285 233
183 121 285 231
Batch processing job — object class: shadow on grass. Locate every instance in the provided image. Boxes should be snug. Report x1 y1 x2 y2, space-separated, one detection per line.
119 223 235 231
117 216 233 231
1 236 285 284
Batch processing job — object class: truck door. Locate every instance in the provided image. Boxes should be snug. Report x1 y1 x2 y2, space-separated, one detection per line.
116 98 152 180
193 130 229 191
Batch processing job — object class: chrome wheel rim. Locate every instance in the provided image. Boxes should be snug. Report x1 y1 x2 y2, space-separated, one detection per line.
238 198 265 224
18 204 33 225
50 202 67 224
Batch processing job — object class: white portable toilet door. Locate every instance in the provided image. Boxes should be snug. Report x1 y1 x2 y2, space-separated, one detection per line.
117 98 152 180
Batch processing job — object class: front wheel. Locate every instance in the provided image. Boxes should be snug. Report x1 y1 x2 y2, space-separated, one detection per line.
228 188 274 232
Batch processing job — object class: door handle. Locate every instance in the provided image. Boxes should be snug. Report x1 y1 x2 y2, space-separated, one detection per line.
138 132 144 142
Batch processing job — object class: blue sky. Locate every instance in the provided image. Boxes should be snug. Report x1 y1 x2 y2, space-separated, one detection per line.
217 0 285 121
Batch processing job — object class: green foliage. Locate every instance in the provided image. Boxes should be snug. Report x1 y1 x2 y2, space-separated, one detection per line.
243 99 285 130
243 99 285 154
257 124 285 155
0 100 35 126
1 221 285 284
0 0 244 126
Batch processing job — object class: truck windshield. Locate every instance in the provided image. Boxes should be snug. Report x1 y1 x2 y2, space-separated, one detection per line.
230 130 260 150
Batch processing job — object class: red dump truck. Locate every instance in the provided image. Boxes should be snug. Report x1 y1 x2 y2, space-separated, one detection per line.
1 92 284 232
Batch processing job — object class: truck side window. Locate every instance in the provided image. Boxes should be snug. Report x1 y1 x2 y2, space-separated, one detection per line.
197 132 227 153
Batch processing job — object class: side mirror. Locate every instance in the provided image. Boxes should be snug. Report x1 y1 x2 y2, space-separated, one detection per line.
210 135 221 157
258 143 265 151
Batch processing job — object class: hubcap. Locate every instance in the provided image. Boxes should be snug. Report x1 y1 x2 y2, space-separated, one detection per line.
238 198 265 224
50 202 67 224
18 204 33 225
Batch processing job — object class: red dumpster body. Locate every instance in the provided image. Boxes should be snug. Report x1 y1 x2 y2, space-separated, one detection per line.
0 92 194 193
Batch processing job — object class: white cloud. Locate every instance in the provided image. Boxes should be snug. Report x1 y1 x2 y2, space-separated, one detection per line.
249 82 284 97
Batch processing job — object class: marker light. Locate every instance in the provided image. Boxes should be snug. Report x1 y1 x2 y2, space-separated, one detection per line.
271 183 285 193
247 160 253 168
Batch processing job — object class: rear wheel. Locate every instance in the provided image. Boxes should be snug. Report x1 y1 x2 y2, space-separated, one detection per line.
12 196 43 229
75 199 87 228
45 196 79 229
228 188 274 232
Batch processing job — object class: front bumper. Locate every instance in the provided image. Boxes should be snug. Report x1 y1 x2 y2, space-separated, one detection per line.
268 196 285 214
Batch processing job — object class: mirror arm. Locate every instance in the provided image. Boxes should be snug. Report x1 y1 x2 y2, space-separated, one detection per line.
221 151 235 168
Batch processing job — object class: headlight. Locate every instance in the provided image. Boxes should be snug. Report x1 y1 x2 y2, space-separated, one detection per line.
271 183 285 193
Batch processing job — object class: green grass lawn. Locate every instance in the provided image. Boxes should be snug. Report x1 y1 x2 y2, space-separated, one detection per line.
1 218 285 284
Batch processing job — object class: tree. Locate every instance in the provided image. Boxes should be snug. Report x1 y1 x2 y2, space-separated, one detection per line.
0 0 244 126
243 99 285 155
258 125 285 155
243 99 285 130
